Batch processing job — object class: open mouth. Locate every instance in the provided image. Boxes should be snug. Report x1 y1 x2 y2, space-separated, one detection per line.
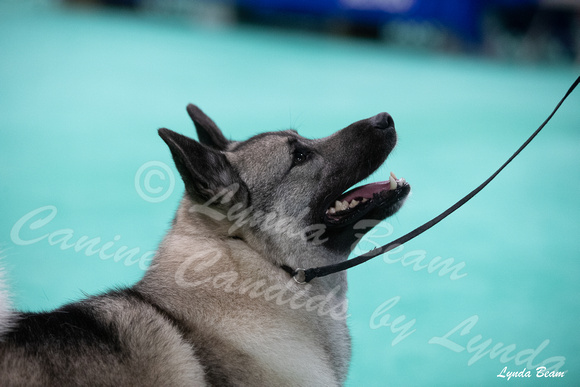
323 172 410 227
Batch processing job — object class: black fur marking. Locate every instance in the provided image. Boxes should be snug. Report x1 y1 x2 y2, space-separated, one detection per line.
121 288 190 338
124 288 237 386
2 302 122 354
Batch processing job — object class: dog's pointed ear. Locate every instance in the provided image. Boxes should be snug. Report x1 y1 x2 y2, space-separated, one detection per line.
158 128 248 206
186 104 230 151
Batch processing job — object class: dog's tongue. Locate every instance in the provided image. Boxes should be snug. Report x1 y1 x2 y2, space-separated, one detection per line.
341 172 399 202
327 172 406 217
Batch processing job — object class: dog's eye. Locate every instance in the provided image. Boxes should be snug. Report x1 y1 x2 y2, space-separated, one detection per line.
292 149 309 167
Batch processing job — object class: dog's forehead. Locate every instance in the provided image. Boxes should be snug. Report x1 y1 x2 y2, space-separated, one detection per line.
227 130 304 152
225 130 309 177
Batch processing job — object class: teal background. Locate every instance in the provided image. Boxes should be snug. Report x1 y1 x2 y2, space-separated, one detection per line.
1 2 579 385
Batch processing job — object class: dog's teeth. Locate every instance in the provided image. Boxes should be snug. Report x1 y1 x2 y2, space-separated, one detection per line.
389 174 397 190
390 171 398 180
332 198 365 213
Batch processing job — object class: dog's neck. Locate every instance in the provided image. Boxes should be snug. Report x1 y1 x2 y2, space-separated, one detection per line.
169 195 348 290
136 195 351 385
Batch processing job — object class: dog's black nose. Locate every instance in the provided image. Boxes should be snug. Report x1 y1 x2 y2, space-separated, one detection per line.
372 112 394 130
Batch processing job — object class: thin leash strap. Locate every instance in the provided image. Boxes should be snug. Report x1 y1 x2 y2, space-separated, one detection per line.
291 75 580 284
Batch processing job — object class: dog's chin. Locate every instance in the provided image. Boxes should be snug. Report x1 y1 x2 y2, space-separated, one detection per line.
318 174 411 253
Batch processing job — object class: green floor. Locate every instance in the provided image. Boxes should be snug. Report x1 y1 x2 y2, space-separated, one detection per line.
1 2 579 385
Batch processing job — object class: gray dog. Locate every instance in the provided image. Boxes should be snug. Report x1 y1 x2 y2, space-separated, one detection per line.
0 105 410 386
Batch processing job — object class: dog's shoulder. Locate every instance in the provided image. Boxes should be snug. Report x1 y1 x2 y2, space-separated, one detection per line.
0 288 207 386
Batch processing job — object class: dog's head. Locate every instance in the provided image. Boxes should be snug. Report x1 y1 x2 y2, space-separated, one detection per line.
159 105 410 270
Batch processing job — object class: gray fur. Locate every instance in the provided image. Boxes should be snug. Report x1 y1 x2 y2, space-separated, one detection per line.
0 257 13 339
0 105 409 386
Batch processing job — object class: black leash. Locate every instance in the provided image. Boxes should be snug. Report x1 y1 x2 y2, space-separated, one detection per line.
289 76 580 284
